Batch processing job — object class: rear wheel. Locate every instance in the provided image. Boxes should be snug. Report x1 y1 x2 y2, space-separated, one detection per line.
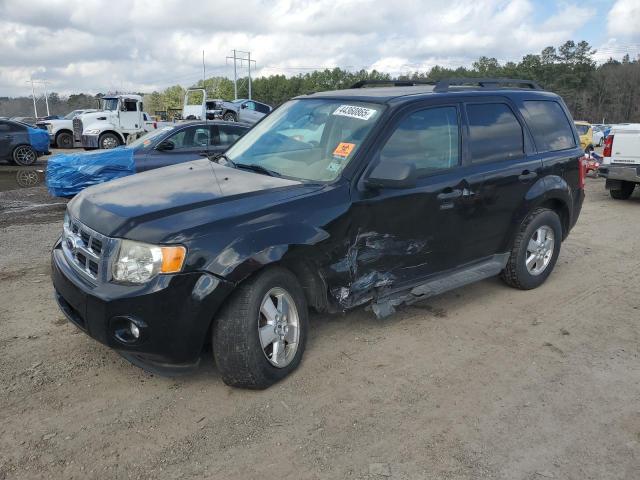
223 111 237 122
501 208 562 290
55 131 73 149
99 133 121 149
610 181 635 200
213 267 308 389
12 145 37 166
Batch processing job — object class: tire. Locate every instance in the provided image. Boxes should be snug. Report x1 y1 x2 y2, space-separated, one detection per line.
98 132 121 149
12 145 37 166
55 131 73 149
222 111 237 122
213 266 308 389
501 208 562 290
610 181 635 200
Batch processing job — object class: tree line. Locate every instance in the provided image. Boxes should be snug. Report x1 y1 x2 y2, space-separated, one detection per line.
2 41 639 124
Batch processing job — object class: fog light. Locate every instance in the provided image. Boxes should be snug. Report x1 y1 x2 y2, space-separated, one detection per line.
130 322 140 339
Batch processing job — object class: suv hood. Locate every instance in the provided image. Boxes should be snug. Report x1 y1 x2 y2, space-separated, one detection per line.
68 159 321 242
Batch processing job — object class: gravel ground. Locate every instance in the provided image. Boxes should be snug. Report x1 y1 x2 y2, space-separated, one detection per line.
0 170 638 479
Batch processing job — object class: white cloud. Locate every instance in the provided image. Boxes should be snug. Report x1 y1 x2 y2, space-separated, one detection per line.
0 0 605 99
607 0 640 39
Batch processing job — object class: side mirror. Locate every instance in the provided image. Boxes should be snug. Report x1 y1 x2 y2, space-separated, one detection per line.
364 160 416 189
241 103 247 109
157 140 175 151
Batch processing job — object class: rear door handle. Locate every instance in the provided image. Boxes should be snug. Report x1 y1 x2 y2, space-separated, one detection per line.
437 188 463 201
518 170 538 181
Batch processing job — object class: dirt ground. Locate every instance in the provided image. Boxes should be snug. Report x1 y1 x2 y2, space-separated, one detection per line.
0 165 639 479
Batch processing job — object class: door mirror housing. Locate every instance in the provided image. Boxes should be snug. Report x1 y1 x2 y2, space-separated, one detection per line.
364 160 416 189
240 103 247 109
156 140 175 151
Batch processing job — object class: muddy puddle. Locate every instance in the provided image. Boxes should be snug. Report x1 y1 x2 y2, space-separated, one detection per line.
0 169 45 192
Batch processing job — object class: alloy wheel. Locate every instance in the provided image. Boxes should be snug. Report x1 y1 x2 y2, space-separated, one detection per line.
258 287 300 368
525 226 554 276
14 146 36 165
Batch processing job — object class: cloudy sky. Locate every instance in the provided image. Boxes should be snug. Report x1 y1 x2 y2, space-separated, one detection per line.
1 0 639 98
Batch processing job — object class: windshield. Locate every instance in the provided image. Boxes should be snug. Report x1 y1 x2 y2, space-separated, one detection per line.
102 98 119 111
575 124 590 135
127 126 175 150
224 99 384 182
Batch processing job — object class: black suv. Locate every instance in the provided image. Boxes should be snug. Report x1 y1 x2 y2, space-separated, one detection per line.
51 78 585 388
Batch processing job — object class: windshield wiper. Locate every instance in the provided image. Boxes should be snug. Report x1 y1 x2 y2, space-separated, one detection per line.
234 163 281 177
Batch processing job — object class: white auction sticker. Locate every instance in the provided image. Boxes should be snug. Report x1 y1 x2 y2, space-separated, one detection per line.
333 105 377 121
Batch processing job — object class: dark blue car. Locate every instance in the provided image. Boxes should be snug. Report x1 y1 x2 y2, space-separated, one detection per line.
46 121 249 197
0 119 50 165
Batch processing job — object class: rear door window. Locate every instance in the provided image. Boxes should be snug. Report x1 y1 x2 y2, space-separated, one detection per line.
217 125 246 146
467 103 524 163
379 106 460 175
521 101 576 152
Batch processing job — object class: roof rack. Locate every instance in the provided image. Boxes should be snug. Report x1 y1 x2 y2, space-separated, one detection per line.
433 78 542 92
350 79 435 89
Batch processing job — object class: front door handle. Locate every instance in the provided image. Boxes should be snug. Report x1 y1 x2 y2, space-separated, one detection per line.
437 188 463 201
518 170 538 181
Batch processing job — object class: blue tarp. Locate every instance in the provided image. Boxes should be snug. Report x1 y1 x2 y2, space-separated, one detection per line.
27 127 50 153
46 147 136 197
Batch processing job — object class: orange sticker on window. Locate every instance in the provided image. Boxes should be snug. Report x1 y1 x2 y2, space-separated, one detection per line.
333 142 356 158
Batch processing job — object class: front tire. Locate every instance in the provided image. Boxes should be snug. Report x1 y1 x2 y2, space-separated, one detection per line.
501 208 562 290
610 181 635 200
55 131 73 149
213 267 308 389
12 145 37 166
99 133 121 149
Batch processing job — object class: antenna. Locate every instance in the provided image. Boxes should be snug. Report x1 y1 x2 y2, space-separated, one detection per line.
203 50 207 125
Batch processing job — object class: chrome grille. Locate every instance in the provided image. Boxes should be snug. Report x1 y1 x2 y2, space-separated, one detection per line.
62 216 113 283
72 118 83 141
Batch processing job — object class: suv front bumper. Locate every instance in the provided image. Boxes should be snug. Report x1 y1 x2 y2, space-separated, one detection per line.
51 238 234 373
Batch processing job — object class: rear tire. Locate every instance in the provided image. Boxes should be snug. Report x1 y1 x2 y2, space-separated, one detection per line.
212 267 308 389
501 208 562 290
12 145 37 166
55 131 73 149
98 133 121 149
223 111 237 122
610 181 635 200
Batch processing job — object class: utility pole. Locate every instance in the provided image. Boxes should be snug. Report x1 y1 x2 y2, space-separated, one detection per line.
27 77 38 117
226 50 257 100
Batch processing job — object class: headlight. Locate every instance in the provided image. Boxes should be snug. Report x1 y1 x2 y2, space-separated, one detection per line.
112 239 186 284
84 129 101 135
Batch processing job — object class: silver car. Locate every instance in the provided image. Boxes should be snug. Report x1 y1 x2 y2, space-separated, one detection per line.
220 99 272 124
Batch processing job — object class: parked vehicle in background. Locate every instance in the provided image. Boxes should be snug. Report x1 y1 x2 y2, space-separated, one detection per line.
592 126 605 146
46 121 249 197
39 115 62 121
599 123 640 200
36 109 99 148
74 95 157 150
0 119 50 165
574 121 593 152
220 98 272 123
10 116 37 125
51 78 585 389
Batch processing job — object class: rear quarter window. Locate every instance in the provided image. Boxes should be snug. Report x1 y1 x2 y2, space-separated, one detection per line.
522 100 576 152
467 103 524 164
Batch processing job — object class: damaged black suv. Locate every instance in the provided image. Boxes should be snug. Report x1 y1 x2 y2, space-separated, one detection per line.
52 78 585 388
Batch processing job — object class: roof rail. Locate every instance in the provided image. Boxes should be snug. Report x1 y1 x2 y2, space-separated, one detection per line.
433 78 542 92
350 79 435 89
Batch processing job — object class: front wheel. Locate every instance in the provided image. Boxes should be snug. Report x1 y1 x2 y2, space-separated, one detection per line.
213 267 308 389
55 131 73 149
610 181 635 200
99 133 121 149
501 208 562 290
12 145 37 166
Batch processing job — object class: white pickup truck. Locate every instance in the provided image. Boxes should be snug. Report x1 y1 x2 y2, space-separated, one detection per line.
600 124 640 199
36 109 98 148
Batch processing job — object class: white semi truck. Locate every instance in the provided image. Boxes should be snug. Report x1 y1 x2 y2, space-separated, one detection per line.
73 94 156 149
